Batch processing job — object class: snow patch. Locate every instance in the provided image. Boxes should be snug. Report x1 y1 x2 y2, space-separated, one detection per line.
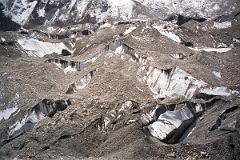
75 0 90 18
99 23 112 29
92 0 136 22
119 101 133 112
214 21 232 29
212 71 221 79
189 47 232 53
170 53 192 59
0 107 18 121
1 37 6 42
47 27 56 32
37 7 46 17
233 38 240 43
107 0 136 20
123 26 137 35
17 38 74 57
200 87 234 97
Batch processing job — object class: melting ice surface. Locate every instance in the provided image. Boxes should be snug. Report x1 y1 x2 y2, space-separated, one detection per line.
0 107 18 121
147 105 194 142
144 67 207 99
141 102 203 144
17 38 74 57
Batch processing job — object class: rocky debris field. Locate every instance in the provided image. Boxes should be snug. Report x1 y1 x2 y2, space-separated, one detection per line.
0 0 240 160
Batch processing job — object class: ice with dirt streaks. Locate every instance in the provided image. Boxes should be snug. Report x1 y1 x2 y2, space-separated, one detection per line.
147 105 194 142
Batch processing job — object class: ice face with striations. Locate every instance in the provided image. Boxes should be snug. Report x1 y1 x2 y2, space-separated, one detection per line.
144 67 237 99
144 67 207 99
